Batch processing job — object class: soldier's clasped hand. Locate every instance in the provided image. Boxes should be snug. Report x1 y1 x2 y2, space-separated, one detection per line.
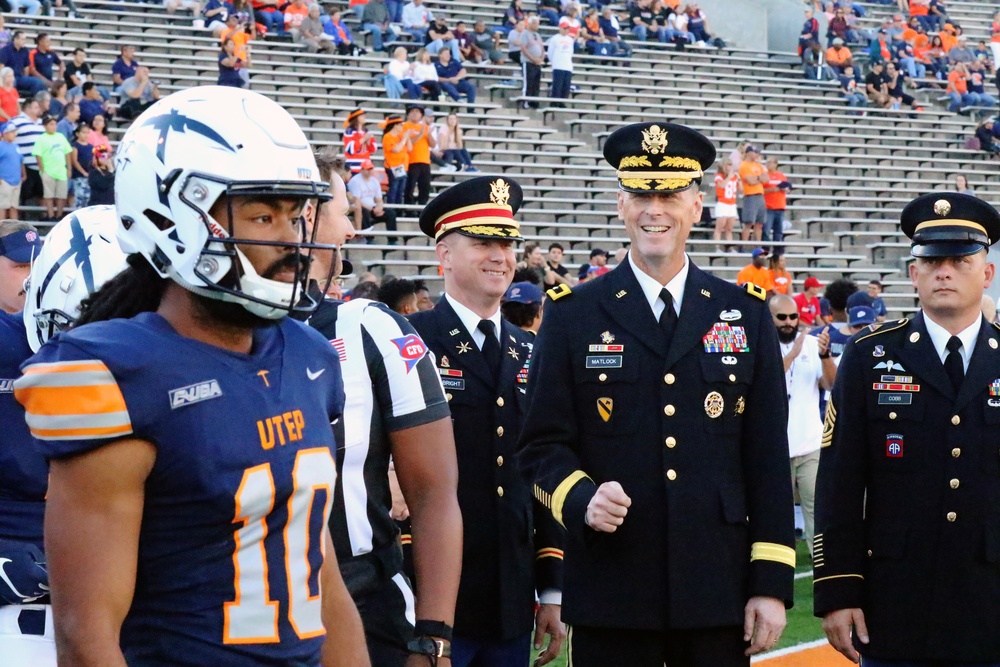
585 481 631 532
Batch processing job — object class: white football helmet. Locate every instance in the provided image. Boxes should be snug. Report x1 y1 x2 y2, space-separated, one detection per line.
23 205 129 352
113 86 332 319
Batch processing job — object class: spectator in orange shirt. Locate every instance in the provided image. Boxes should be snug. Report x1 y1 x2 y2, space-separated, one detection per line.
402 103 434 206
768 254 792 296
794 276 824 326
938 23 957 52
738 145 767 242
946 61 973 112
763 156 791 254
283 0 309 36
713 156 739 251
736 248 774 295
909 0 931 32
825 38 853 75
925 33 948 79
381 116 410 204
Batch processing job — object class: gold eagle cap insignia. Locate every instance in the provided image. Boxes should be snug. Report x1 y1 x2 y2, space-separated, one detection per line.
933 199 951 216
490 179 511 206
641 125 669 155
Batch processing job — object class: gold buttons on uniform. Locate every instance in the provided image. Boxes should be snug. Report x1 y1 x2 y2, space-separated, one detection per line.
496 456 504 467
666 469 677 481
664 373 675 384
599 373 608 382
446 393 453 401
664 404 675 416
952 448 962 458
497 397 505 407
496 426 504 437
665 436 676 448
952 415 961 425
867 549 873 557
729 374 736 383
947 511 957 522
950 479 960 489
497 486 504 497
889 412 897 420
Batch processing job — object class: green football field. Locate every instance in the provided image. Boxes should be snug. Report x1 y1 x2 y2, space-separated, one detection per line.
542 541 822 667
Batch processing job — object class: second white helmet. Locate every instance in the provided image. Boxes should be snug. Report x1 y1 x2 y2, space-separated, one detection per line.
23 205 129 352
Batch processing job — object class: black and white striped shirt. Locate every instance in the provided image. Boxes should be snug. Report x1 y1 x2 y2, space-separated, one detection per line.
309 298 450 561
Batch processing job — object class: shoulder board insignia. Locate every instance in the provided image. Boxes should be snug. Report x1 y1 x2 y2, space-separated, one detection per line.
546 284 572 301
854 318 909 345
743 283 766 301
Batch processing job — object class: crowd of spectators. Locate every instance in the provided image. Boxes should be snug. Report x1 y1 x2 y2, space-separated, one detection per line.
803 1 999 117
0 33 133 220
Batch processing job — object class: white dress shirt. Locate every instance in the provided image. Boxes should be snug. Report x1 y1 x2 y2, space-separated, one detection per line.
628 251 689 320
445 293 502 350
780 335 824 457
923 313 980 372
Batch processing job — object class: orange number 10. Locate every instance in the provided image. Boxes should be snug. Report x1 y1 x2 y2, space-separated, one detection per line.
223 448 336 644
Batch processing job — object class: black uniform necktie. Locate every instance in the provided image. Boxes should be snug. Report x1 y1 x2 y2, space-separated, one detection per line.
478 319 501 380
659 288 677 342
944 335 964 393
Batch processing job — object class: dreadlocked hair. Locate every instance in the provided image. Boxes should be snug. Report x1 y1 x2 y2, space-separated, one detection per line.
75 254 169 325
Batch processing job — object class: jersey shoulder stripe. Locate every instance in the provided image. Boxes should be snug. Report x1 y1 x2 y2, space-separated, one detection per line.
14 359 132 441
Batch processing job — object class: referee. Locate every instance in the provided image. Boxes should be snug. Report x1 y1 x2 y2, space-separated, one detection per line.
305 150 462 666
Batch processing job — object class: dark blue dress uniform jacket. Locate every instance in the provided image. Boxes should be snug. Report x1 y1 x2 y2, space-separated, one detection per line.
409 299 563 641
815 312 1000 662
518 260 795 630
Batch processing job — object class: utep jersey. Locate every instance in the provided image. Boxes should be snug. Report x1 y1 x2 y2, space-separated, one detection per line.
15 312 345 666
0 310 46 549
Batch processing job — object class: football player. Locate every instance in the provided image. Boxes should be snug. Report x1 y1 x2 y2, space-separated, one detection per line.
303 149 462 666
14 87 368 667
0 205 127 666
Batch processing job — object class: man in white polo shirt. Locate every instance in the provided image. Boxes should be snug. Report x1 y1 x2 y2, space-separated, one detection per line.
347 159 397 244
770 294 835 559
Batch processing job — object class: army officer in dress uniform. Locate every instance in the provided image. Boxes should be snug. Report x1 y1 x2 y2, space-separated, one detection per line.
407 176 565 667
815 193 1000 666
518 122 796 667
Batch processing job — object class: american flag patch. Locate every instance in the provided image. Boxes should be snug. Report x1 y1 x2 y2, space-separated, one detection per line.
330 338 347 362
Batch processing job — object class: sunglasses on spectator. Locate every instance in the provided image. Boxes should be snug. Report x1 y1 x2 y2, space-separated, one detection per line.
774 313 799 321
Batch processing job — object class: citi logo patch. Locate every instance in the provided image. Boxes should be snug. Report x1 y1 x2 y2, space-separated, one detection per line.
169 380 223 409
0 378 13 394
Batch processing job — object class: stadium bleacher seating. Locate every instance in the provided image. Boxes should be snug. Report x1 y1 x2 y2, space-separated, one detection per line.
25 0 1000 316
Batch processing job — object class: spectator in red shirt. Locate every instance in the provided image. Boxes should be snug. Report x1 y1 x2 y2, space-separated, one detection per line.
794 276 824 326
343 108 376 174
763 156 791 255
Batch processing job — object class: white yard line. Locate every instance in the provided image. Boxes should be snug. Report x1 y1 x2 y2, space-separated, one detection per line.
751 639 829 662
